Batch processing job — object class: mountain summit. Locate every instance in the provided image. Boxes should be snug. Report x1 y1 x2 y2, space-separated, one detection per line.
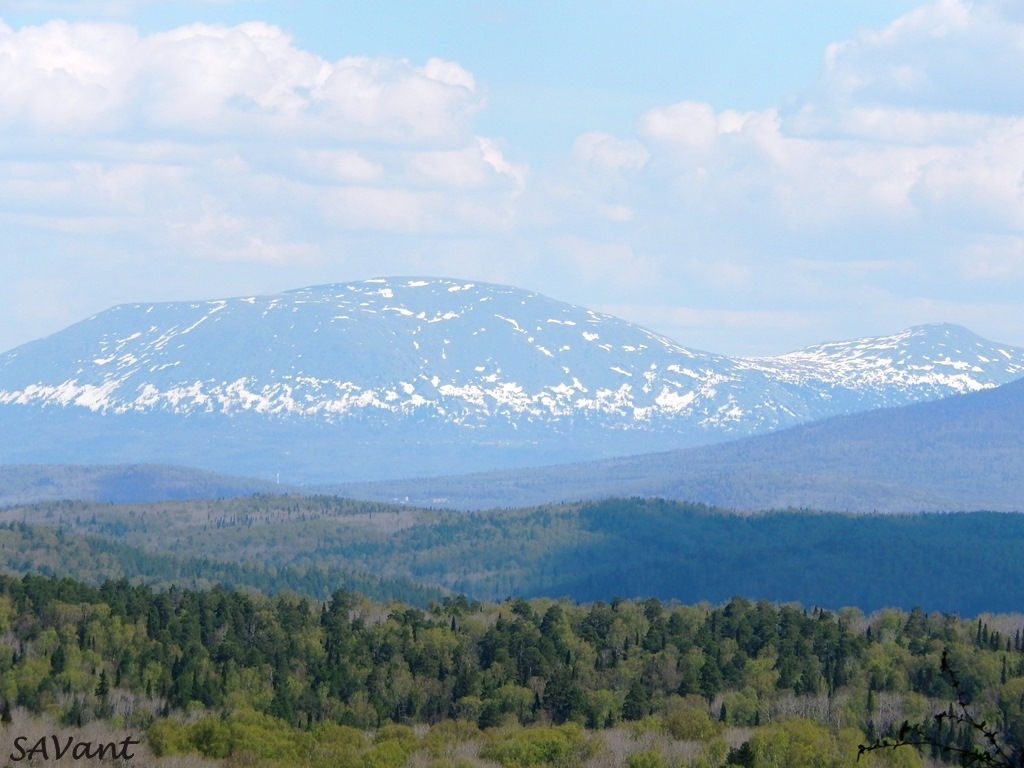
1 277 1022 481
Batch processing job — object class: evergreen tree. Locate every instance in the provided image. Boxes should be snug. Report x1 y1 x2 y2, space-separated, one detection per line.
95 670 109 698
622 678 650 721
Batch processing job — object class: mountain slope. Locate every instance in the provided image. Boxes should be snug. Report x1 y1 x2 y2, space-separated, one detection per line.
1 277 1022 481
333 376 1024 513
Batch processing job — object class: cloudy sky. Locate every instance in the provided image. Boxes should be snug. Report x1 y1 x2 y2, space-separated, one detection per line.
1 0 1022 356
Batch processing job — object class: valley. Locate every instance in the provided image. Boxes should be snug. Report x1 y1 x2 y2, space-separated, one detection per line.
1 278 1023 767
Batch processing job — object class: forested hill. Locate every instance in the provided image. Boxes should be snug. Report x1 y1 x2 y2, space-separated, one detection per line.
2 572 1024 767
3 495 1024 615
0 519 443 606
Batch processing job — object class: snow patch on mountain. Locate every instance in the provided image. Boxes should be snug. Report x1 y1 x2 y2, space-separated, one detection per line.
2 277 1023 445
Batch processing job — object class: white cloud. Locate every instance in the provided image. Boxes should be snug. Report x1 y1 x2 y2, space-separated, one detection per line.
558 236 659 289
963 235 1024 280
407 139 522 190
572 132 649 174
815 0 1024 118
0 20 484 143
529 0 1024 354
564 0 1024 239
626 103 1024 234
421 56 476 91
2 1 1024 358
293 149 383 184
598 204 633 222
640 101 729 152
477 137 527 192
0 18 522 265
0 17 530 359
0 20 138 131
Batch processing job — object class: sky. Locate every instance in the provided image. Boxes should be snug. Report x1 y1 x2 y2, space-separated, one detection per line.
1 0 1022 357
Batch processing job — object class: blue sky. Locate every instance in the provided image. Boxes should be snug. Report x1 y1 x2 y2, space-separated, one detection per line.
1 0 1021 356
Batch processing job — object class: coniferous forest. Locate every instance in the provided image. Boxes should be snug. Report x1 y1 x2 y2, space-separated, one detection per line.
1 569 1023 767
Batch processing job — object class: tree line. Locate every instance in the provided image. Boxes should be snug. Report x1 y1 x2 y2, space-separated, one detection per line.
1 573 1023 765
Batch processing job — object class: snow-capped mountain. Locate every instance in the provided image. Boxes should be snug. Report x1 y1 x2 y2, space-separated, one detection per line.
1 277 1022 482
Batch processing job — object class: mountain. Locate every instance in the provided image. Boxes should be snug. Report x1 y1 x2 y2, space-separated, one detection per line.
333 376 1024 513
1 277 1022 482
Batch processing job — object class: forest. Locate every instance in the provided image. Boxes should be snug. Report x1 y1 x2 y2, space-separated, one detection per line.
0 572 1022 767
2 495 1024 614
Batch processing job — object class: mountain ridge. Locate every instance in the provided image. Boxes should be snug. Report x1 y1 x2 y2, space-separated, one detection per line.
1 276 1022 481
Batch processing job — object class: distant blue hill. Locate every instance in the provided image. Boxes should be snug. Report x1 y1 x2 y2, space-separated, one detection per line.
331 375 1024 513
0 464 284 507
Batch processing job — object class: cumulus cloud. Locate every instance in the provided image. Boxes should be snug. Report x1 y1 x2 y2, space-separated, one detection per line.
540 0 1024 353
0 20 484 143
0 18 524 259
572 132 649 174
634 101 1024 233
0 16 534 355
568 0 1024 239
2 1 1024 357
815 0 1024 117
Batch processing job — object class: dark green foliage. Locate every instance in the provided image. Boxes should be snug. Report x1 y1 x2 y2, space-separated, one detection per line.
726 740 755 766
0 573 862 728
5 495 1024 614
558 499 1024 614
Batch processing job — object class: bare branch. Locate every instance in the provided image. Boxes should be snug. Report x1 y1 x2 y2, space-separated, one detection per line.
857 650 1020 767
